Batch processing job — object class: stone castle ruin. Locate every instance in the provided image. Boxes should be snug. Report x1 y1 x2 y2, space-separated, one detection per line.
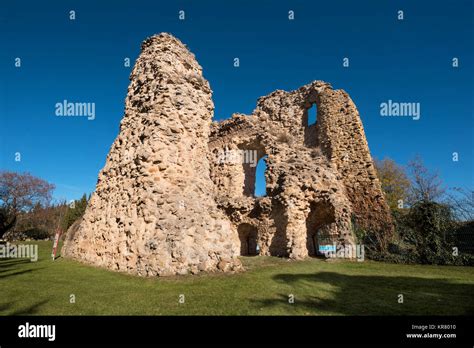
62 33 392 276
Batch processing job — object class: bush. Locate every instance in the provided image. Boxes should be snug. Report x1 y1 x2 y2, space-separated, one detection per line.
450 220 474 254
401 201 456 264
23 228 51 240
359 201 472 266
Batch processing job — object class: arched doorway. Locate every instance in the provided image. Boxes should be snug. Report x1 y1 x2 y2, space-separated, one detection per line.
305 201 336 257
237 223 258 256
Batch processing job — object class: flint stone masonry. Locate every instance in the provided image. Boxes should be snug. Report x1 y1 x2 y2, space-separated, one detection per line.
62 33 393 276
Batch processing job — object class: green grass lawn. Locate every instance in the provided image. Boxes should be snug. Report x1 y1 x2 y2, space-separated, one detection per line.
1 241 473 315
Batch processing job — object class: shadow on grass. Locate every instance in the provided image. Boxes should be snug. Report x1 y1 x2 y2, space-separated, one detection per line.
0 258 31 268
10 300 50 315
256 272 474 315
0 300 50 315
0 258 50 315
0 258 43 279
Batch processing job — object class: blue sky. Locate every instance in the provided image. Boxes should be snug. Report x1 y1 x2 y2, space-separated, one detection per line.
1 0 472 202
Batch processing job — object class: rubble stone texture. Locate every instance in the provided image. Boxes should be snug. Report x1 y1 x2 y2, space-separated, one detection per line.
63 33 393 276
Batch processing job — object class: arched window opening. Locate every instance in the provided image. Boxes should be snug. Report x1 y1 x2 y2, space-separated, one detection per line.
307 103 317 126
254 155 268 197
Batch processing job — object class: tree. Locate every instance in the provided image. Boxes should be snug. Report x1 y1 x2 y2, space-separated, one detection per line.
445 187 474 221
0 206 17 237
61 193 88 231
374 158 411 210
407 155 445 204
8 200 69 240
0 171 55 238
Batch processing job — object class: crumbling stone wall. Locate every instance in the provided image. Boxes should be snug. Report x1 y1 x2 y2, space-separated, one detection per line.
209 81 392 259
62 34 242 276
63 33 392 276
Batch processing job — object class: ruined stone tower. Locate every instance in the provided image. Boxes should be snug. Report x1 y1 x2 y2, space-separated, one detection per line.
63 33 392 276
62 34 242 276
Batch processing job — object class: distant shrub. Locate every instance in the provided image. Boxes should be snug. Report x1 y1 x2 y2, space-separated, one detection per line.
401 201 456 264
450 220 474 255
23 228 51 240
359 201 473 266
